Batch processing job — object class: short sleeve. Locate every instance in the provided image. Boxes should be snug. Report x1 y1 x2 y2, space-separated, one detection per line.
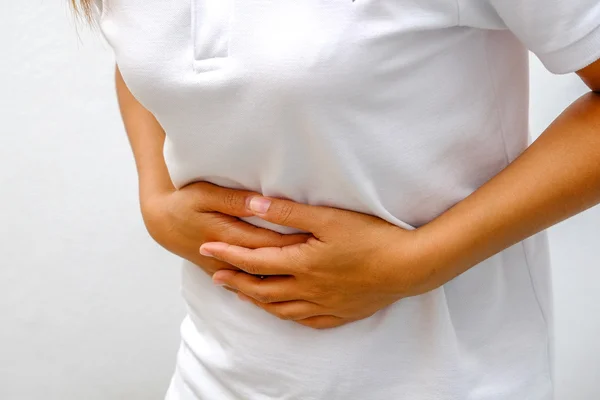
458 0 600 74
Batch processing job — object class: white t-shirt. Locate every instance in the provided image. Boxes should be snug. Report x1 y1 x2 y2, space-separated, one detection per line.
95 1 600 399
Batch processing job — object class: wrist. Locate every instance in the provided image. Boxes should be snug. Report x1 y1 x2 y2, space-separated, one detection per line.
139 187 177 246
138 164 175 201
389 221 474 296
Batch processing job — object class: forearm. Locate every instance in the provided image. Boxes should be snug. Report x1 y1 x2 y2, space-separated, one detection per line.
115 65 174 201
417 91 600 283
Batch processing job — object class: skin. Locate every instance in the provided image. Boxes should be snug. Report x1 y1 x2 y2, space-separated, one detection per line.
201 60 600 329
118 59 600 330
115 67 309 285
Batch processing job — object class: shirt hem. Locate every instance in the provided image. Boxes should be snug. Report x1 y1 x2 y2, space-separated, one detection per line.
537 22 600 74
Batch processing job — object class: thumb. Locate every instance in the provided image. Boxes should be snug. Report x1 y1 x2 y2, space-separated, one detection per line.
246 196 339 236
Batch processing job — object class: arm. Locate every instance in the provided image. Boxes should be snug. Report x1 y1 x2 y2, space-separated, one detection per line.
414 62 600 286
114 66 174 205
198 61 600 329
114 65 309 277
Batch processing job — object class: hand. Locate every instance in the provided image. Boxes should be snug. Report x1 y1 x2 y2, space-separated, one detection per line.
200 197 444 329
140 183 310 280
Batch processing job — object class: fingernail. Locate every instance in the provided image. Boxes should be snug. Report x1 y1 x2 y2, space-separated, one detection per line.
238 293 253 303
212 275 227 286
248 197 271 214
199 247 214 257
212 270 234 286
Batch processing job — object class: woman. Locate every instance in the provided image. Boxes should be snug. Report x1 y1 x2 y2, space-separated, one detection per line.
75 0 600 399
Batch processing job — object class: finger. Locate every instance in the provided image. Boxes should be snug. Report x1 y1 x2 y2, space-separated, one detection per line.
238 293 323 321
201 242 302 276
214 271 299 302
246 196 341 237
217 217 310 249
195 255 242 273
296 315 350 330
187 182 259 217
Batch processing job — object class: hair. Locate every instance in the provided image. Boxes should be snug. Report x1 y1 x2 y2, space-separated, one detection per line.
71 0 94 21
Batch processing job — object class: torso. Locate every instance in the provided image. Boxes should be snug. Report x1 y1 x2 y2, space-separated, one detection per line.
99 1 553 398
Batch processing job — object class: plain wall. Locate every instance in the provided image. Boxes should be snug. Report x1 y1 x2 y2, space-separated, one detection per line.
0 3 598 400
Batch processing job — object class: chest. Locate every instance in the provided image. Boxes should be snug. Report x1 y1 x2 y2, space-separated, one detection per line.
101 0 459 90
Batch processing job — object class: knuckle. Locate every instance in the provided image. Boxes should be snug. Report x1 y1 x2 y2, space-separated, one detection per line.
276 202 295 225
237 261 259 275
305 286 326 302
256 294 273 304
223 191 244 212
188 188 209 212
321 211 341 230
289 247 312 273
207 216 236 238
255 289 275 304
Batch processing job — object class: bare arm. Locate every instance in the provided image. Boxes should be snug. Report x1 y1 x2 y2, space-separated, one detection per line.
193 60 600 329
114 66 174 204
414 61 600 285
113 65 309 277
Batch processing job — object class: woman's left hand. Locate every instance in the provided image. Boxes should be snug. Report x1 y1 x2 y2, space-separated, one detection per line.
200 196 446 330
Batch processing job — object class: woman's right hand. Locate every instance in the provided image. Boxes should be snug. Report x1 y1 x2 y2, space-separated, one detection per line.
140 182 310 278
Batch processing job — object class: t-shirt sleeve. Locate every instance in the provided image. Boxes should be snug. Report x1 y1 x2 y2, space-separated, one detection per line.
458 0 600 74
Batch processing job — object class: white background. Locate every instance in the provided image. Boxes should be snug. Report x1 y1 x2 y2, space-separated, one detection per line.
1 3 599 400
